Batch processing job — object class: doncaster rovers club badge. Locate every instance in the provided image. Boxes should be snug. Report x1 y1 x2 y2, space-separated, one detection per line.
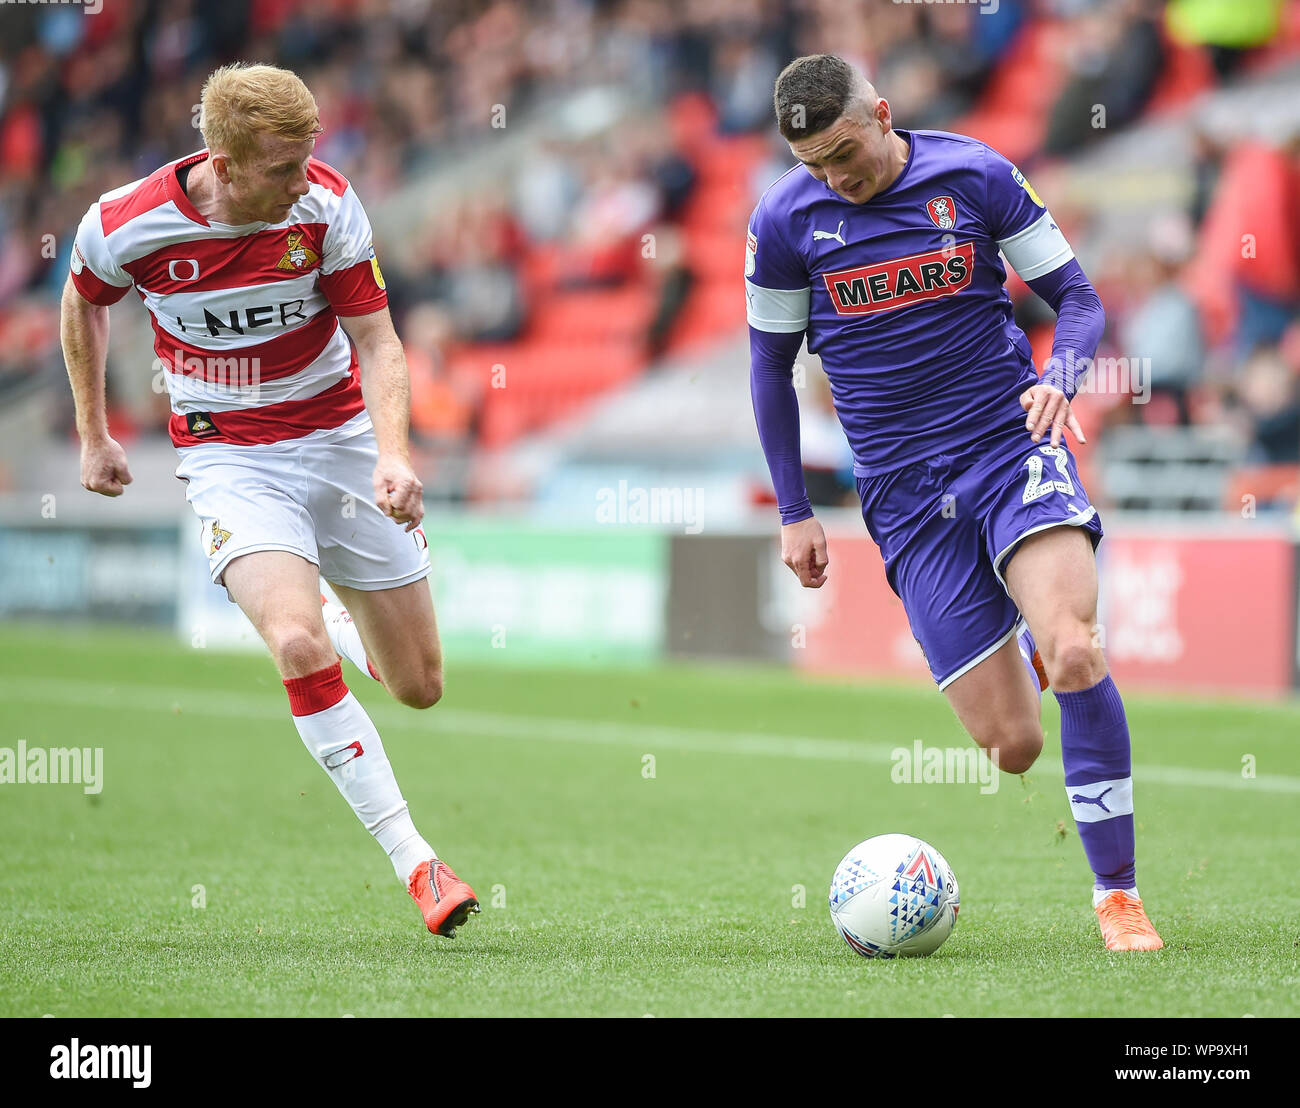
208 520 232 555
275 231 320 271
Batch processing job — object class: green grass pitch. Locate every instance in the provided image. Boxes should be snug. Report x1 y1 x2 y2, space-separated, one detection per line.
1 624 1297 1017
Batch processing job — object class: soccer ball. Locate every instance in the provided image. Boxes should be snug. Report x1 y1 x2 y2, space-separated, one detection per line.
829 834 960 958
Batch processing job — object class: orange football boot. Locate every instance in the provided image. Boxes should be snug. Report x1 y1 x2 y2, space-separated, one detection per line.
407 859 480 937
1094 889 1164 951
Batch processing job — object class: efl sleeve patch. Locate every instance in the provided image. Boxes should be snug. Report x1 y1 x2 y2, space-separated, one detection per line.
321 186 388 314
321 184 377 275
1011 165 1045 209
320 257 389 316
983 144 1053 242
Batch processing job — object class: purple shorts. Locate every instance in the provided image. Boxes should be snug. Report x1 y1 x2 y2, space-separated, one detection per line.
855 424 1102 689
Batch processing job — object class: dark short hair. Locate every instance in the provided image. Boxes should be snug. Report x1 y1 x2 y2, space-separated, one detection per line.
774 54 858 141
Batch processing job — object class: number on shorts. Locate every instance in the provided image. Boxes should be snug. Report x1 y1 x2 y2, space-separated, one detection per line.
1021 445 1075 503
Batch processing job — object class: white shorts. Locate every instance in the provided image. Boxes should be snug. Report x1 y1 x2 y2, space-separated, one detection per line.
174 415 431 591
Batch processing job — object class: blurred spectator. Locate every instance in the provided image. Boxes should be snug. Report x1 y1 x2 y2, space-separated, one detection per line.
751 128 797 197
873 3 992 129
639 124 697 222
1165 0 1285 78
555 152 661 288
1223 344 1300 464
800 369 856 509
1187 123 1226 228
1180 128 1300 354
1043 0 1165 157
642 224 693 360
409 193 528 344
514 139 584 243
402 302 481 448
1120 218 1204 425
0 0 1294 512
711 37 782 135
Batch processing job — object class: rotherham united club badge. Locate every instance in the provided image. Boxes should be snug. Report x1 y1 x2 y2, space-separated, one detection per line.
925 196 957 230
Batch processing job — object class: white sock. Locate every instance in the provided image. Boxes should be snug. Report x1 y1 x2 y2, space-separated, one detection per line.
1093 886 1140 907
322 599 380 682
287 671 435 882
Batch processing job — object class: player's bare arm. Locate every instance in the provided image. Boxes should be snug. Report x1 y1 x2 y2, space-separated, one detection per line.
60 275 133 497
341 306 423 532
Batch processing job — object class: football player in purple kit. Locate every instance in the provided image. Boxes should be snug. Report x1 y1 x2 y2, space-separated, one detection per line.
747 55 1162 952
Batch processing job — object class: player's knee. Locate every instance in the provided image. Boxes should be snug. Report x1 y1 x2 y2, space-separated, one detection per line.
990 722 1043 775
998 735 1042 775
1043 630 1103 691
392 667 443 710
267 620 334 676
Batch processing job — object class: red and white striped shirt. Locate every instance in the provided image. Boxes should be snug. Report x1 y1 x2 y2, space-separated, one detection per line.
70 150 388 448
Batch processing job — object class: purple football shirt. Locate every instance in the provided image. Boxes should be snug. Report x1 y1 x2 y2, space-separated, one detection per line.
746 128 1076 479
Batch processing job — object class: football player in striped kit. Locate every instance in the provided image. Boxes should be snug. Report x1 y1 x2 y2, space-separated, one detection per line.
61 63 477 938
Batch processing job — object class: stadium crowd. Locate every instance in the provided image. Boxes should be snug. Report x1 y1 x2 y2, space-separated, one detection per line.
0 0 1296 509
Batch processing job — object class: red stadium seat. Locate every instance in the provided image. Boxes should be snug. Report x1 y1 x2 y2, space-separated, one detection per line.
683 227 743 281
694 134 769 185
666 277 745 352
521 244 563 293
475 340 643 447
951 20 1069 166
1145 36 1216 114
668 93 720 160
679 180 752 235
1224 464 1300 510
525 286 656 344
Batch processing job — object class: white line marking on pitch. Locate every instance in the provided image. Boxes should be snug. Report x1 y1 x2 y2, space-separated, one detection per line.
1 676 1297 794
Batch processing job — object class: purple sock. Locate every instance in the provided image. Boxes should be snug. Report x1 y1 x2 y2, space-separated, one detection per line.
1055 673 1136 889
